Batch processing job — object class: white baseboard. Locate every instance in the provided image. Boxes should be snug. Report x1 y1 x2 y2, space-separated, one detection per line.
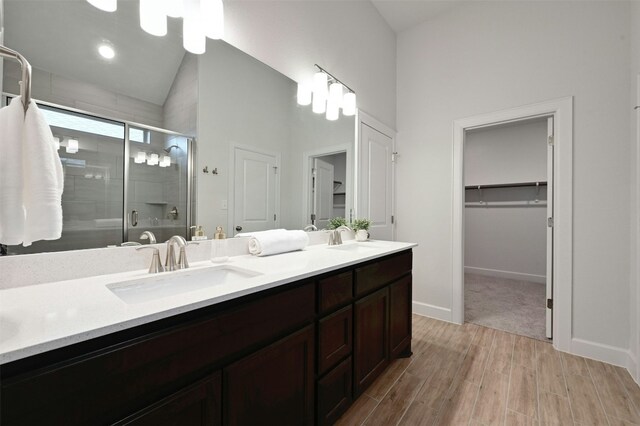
412 301 452 323
569 338 631 369
627 351 640 386
464 266 545 284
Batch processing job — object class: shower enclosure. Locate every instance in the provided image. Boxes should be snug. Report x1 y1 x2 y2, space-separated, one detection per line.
6 100 193 255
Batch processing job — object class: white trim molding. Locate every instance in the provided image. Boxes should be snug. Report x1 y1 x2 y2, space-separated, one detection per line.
452 97 574 353
464 267 545 284
412 301 452 323
570 338 634 371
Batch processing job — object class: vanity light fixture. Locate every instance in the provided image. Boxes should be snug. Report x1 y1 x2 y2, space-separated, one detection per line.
159 155 171 167
298 64 357 121
87 0 224 54
147 153 160 166
98 43 115 59
140 0 167 37
66 138 79 154
134 151 147 164
87 0 117 12
53 136 60 150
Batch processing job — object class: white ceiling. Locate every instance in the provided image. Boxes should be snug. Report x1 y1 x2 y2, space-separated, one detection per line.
370 0 464 33
4 0 186 106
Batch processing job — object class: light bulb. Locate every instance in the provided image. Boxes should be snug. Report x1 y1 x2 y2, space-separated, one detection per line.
87 0 117 12
134 152 147 164
160 155 171 167
312 72 328 100
202 0 224 39
297 82 312 106
183 0 206 54
53 136 60 150
148 153 159 166
140 0 168 37
329 82 343 106
342 92 356 116
326 99 339 121
166 0 184 17
66 139 79 154
98 44 115 59
312 94 326 114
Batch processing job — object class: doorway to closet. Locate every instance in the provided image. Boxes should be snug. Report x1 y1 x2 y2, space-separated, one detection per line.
463 116 553 341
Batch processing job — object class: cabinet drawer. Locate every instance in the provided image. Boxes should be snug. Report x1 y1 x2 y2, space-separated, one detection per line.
355 251 412 297
318 305 352 375
317 356 352 426
318 271 353 314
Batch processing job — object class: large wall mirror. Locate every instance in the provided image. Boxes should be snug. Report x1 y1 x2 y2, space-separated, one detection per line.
1 0 356 255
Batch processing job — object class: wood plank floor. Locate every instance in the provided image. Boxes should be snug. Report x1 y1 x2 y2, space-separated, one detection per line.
336 314 640 426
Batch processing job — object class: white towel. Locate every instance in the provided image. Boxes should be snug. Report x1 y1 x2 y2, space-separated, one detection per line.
21 99 64 246
0 97 26 245
242 229 309 256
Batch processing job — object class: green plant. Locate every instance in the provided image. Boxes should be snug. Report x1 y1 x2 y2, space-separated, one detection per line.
327 217 348 230
351 218 371 231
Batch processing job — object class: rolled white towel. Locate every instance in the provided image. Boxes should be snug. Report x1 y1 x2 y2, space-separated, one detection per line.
244 229 309 256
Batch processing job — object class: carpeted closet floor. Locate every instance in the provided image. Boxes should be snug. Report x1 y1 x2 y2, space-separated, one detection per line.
464 273 548 341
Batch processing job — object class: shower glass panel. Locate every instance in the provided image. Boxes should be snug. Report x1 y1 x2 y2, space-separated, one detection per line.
8 105 125 254
3 99 193 255
126 126 190 244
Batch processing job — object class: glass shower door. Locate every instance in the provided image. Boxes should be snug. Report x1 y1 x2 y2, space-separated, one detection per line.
126 125 190 244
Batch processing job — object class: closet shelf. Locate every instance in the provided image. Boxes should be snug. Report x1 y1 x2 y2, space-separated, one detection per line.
464 181 547 190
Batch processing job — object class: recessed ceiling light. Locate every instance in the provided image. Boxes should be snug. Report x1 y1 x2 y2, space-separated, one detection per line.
98 44 115 59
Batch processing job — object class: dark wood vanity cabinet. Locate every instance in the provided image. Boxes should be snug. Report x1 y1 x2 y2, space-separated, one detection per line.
0 249 412 426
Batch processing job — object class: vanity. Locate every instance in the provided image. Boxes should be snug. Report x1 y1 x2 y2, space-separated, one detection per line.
0 242 414 425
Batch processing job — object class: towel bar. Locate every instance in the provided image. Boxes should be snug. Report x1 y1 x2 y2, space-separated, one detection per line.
0 44 32 112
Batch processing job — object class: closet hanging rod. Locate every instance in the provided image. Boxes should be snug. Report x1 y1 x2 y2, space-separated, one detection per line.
0 45 31 112
464 181 547 190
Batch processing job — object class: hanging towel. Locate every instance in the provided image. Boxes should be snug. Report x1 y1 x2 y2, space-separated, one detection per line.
0 96 26 245
22 99 64 246
241 229 309 256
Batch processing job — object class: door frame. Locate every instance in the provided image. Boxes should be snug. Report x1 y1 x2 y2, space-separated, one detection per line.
228 143 281 236
302 144 353 227
452 97 573 352
357 110 397 241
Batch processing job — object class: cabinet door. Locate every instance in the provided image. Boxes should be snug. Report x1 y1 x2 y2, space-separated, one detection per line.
354 287 389 396
223 325 314 426
317 356 352 426
114 373 221 426
389 275 412 359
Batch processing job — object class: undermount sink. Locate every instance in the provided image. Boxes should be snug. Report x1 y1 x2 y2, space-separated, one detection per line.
107 265 262 304
327 242 387 254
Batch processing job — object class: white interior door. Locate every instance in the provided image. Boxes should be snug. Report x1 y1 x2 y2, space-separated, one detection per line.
233 147 278 235
546 116 554 339
312 158 334 230
359 123 393 240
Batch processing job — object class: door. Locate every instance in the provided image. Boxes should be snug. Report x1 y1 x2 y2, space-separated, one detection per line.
233 147 278 235
312 158 334 229
359 124 393 240
546 117 554 339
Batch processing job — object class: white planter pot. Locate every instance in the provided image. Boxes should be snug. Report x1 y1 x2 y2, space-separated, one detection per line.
355 229 369 242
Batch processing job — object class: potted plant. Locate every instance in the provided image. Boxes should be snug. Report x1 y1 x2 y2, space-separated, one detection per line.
351 218 371 241
327 217 348 230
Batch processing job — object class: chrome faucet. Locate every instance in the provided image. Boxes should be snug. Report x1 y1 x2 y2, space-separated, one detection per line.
165 235 187 271
303 224 317 232
139 231 156 244
328 225 353 246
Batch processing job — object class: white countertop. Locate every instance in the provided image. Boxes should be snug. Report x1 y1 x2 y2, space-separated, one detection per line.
0 240 416 365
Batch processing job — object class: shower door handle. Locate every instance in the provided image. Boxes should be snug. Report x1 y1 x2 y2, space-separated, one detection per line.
130 210 138 227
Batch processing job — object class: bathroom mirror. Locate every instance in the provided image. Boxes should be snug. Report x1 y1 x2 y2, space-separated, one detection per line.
1 0 355 254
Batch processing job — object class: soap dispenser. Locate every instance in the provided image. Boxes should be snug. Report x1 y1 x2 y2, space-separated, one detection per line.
214 226 226 240
190 225 208 241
